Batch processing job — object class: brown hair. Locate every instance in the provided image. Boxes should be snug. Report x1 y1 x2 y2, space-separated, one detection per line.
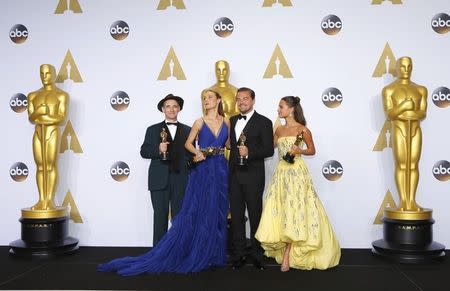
237 87 255 99
281 96 306 125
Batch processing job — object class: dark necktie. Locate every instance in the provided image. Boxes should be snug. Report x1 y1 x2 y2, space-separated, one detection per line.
238 115 247 120
166 122 178 126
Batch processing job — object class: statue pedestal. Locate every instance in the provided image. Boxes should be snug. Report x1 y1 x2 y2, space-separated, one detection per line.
9 209 78 258
372 217 445 263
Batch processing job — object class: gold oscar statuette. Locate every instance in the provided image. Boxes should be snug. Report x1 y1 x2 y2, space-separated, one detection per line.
160 127 169 161
23 64 69 219
191 147 225 163
283 131 304 164
238 132 247 166
382 56 431 221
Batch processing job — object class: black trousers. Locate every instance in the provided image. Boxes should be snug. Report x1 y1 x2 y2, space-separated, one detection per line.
150 172 186 246
229 171 264 261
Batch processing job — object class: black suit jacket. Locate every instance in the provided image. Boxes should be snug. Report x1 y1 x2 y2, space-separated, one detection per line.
229 112 274 185
140 121 191 191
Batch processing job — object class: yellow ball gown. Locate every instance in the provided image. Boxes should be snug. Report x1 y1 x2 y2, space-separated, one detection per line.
255 136 341 270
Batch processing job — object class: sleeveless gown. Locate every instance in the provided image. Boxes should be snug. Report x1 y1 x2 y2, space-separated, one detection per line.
98 122 229 275
255 136 341 270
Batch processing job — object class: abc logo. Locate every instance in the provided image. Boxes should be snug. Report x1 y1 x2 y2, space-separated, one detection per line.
10 162 29 182
431 87 450 108
432 160 450 181
110 91 130 111
110 161 130 182
10 93 28 113
321 15 342 35
431 13 450 34
322 160 343 181
110 21 130 41
322 88 343 108
213 17 234 38
10 24 28 44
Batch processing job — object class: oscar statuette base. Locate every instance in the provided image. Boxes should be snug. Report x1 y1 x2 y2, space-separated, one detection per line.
9 216 79 258
372 217 445 263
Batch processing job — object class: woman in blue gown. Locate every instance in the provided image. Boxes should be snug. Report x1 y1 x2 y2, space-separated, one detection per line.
98 89 230 275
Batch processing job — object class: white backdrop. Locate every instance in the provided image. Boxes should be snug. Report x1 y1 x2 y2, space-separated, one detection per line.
1 0 449 248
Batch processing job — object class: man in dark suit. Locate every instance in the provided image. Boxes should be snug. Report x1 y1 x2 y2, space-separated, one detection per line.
140 94 191 246
229 87 274 270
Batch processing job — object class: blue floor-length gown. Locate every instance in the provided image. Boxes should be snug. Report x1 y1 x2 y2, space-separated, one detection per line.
98 122 229 275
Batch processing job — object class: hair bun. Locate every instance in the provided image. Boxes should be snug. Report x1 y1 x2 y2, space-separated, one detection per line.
295 96 301 104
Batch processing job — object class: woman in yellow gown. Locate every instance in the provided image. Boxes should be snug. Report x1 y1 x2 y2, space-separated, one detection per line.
255 96 340 272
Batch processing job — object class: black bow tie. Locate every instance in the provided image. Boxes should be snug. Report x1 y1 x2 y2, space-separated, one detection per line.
238 115 247 120
166 122 178 126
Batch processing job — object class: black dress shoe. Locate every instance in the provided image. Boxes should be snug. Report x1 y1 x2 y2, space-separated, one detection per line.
251 258 265 270
231 257 246 270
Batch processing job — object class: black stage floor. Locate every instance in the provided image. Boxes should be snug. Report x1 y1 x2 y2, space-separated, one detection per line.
0 247 447 291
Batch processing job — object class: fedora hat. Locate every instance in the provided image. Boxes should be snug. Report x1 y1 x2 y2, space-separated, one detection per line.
157 94 184 112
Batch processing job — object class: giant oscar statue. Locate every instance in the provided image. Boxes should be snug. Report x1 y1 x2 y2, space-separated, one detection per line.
204 60 238 119
10 64 78 257
372 57 445 263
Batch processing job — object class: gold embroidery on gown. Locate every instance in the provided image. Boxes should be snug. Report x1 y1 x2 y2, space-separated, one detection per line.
255 136 341 270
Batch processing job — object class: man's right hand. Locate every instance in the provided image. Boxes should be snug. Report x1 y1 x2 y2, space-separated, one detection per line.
238 145 248 157
159 142 169 153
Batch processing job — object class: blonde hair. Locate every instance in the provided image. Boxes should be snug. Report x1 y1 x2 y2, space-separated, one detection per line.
201 89 224 117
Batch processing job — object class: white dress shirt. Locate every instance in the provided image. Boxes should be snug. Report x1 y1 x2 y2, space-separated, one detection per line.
234 109 254 142
165 120 177 139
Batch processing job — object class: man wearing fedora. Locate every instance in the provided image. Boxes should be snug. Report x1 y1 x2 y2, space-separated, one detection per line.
140 94 192 246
